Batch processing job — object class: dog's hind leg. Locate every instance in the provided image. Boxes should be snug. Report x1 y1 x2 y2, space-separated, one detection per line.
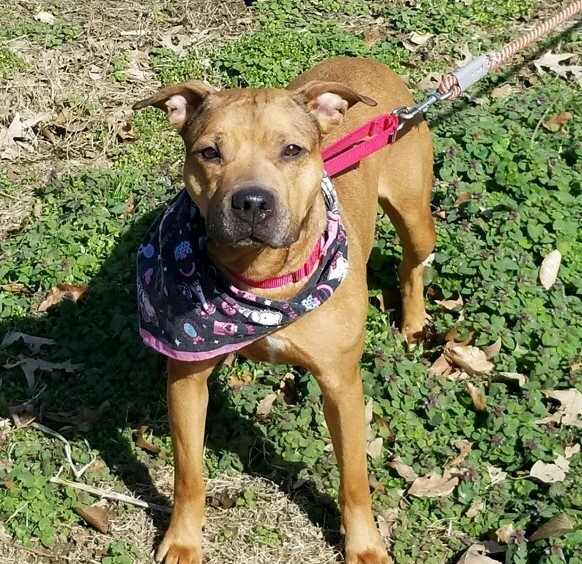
377 129 435 343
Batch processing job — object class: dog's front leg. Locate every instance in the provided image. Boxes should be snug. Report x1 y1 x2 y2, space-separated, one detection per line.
314 359 390 564
156 357 222 564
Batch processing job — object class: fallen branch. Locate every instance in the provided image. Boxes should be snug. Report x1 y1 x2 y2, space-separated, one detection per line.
50 476 172 514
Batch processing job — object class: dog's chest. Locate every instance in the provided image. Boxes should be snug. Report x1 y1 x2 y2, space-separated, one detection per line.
242 334 292 365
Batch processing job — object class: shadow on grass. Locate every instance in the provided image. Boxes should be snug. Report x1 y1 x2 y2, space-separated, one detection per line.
0 190 342 553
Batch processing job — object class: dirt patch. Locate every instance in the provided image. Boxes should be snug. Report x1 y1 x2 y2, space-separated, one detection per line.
0 0 251 238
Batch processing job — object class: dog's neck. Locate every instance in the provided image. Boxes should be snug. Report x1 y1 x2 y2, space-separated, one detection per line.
206 191 327 300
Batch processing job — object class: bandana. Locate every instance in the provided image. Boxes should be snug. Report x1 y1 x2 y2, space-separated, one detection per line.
137 175 348 361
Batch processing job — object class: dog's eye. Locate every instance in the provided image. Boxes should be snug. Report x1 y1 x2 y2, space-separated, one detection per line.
282 144 303 159
199 147 220 161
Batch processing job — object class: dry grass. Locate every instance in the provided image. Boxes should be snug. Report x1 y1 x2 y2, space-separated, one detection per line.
0 0 252 237
1 470 341 564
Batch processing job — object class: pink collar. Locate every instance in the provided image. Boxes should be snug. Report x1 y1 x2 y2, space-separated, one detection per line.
229 236 323 289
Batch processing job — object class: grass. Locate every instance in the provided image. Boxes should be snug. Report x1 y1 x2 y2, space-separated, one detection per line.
0 0 581 563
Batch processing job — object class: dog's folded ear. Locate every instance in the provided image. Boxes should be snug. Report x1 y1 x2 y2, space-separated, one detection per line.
291 81 377 134
132 81 216 130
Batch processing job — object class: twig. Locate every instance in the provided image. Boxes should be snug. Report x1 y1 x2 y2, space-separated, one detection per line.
31 422 95 479
50 476 172 514
530 96 559 144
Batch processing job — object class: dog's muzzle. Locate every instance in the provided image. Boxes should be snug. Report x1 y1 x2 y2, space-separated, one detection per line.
207 185 292 248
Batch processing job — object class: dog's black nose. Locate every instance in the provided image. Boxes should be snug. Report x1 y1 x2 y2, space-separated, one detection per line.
231 187 275 224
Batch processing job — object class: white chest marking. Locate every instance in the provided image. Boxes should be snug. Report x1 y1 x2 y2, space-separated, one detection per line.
263 336 288 364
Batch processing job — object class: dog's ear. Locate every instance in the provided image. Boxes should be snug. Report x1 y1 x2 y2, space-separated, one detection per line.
292 81 377 133
132 80 216 130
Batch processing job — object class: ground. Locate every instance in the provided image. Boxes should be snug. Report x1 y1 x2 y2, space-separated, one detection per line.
0 1 581 563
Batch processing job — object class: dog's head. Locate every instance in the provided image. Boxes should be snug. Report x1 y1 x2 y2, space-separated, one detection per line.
133 80 375 249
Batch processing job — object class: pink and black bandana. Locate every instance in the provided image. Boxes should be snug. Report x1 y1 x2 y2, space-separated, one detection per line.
137 175 348 361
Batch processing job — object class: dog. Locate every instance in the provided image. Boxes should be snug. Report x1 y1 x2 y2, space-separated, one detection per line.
133 57 435 564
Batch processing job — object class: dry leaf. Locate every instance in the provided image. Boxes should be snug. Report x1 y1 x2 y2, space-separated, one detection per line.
367 437 384 459
38 283 89 312
445 345 494 376
529 455 570 484
534 51 574 74
536 389 582 428
416 72 441 92
408 469 459 498
529 514 575 541
34 11 56 24
493 372 527 387
279 372 296 404
539 250 562 289
490 84 515 99
466 501 484 519
1 283 32 295
495 523 515 543
388 457 419 483
206 490 237 509
428 353 452 376
482 337 501 360
465 382 487 412
73 504 110 534
136 425 161 455
543 112 572 132
1 331 56 354
256 393 278 419
4 357 82 390
403 32 432 51
116 120 135 141
454 192 472 206
457 542 505 564
487 465 507 485
564 444 580 459
436 295 464 310
447 440 473 467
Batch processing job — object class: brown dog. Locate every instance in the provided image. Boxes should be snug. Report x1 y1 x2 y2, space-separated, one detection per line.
133 57 435 564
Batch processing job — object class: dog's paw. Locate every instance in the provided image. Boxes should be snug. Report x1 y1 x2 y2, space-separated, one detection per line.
345 546 392 564
345 530 391 564
156 533 202 564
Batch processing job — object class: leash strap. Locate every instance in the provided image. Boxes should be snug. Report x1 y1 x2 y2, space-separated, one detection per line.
322 113 400 176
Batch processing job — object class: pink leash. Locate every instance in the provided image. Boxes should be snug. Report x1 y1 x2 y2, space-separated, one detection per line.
322 113 400 177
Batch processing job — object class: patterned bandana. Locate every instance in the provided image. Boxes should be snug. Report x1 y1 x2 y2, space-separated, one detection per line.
137 174 348 361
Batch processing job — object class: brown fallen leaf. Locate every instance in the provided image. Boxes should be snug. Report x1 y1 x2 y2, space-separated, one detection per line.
38 283 89 312
465 501 484 519
4 357 83 390
529 455 570 484
490 84 515 99
122 194 135 218
1 283 32 295
373 414 395 444
543 112 572 132
256 393 278 419
435 295 464 311
377 508 398 538
206 490 237 509
428 353 452 376
465 382 487 412
454 192 472 206
387 457 419 483
536 389 582 428
402 32 433 52
487 465 508 485
445 345 494 376
495 522 515 543
564 444 580 459
493 372 527 387
116 120 136 141
136 425 161 455
3 480 18 490
416 72 441 92
529 514 575 541
73 504 110 534
539 250 562 290
408 468 459 498
457 541 505 564
482 337 502 360
447 440 473 467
